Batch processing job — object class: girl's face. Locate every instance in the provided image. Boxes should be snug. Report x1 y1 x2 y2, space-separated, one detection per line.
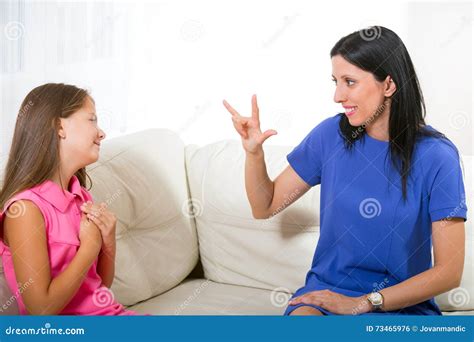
331 55 396 128
58 97 106 169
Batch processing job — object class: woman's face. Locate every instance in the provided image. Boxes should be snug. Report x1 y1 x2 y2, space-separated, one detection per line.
59 96 106 169
331 55 395 128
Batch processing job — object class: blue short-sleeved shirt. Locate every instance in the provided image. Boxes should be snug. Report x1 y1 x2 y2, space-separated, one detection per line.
284 113 467 315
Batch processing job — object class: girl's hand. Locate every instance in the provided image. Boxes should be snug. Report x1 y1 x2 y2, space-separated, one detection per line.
79 213 102 255
288 290 371 315
223 95 277 154
80 201 116 248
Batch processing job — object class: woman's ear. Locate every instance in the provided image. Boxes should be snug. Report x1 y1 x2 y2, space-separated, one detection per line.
384 75 397 98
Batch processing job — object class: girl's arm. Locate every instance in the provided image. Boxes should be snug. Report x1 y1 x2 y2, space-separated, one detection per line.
96 241 116 288
376 218 465 312
4 200 102 315
80 202 117 288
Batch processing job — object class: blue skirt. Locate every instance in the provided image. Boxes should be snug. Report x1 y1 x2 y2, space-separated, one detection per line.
284 286 442 316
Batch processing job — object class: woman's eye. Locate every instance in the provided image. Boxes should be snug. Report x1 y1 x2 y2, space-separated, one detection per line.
346 79 355 86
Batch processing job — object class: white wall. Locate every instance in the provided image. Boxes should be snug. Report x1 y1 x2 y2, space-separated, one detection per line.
1 0 472 161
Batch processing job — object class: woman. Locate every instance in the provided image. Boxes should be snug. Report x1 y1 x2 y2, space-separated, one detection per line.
223 26 467 315
0 83 140 315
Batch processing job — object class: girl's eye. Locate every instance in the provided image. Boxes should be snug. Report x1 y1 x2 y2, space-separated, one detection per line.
90 118 97 122
346 79 355 86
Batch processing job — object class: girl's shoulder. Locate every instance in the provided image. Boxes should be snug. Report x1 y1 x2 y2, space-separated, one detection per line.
1 184 53 224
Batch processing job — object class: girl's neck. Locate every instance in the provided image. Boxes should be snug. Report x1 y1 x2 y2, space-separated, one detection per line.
51 168 76 191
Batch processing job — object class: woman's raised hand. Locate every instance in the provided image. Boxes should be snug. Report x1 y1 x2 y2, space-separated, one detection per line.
223 95 277 154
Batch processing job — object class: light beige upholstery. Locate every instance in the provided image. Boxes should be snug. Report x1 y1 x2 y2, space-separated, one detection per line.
0 129 472 316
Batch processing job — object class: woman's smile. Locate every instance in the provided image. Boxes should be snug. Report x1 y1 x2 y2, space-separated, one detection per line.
343 105 358 117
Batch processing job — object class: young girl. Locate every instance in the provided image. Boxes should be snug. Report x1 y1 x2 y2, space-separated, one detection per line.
224 26 467 315
0 83 139 315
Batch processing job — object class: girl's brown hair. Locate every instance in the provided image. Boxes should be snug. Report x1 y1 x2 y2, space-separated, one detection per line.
0 83 92 209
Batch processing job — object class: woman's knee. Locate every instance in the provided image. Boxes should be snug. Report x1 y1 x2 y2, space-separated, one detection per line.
289 306 324 316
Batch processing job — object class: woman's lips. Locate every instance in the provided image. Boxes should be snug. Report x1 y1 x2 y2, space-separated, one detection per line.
344 106 357 116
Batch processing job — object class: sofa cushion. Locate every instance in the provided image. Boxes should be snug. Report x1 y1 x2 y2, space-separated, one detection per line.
128 278 291 315
88 129 199 306
128 278 474 316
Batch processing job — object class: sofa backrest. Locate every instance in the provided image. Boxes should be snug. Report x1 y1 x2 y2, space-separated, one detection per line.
185 141 321 294
87 129 199 306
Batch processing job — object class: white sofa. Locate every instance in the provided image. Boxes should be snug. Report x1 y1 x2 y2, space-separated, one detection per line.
1 129 473 315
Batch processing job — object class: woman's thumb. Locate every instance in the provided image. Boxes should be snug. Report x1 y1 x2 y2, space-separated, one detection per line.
261 129 278 143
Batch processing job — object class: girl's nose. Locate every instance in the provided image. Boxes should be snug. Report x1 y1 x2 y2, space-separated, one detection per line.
98 128 106 140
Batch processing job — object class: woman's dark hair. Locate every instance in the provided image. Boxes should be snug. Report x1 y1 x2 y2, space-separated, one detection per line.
331 26 445 200
0 83 93 209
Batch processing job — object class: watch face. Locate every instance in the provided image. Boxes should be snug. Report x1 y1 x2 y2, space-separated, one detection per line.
369 292 383 305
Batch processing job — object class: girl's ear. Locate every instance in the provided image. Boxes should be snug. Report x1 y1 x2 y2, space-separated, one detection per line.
384 75 397 98
57 118 66 139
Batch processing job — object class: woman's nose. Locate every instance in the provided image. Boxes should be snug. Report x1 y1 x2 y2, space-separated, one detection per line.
333 86 346 103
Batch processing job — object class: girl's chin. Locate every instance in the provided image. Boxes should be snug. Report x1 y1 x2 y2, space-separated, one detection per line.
84 153 100 166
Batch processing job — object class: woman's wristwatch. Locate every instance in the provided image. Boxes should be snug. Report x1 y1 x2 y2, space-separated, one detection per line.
366 291 384 311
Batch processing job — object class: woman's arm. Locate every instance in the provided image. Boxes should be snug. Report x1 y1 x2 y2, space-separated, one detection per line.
289 218 465 314
246 154 310 218
376 218 465 312
4 200 102 315
224 95 311 219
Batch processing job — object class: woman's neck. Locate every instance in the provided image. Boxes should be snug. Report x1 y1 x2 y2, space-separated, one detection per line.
365 102 390 142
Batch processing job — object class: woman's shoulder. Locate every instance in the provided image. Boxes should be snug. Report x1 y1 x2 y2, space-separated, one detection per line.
306 113 342 139
414 126 461 167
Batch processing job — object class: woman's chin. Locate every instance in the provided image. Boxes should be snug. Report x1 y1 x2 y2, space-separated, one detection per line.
347 116 362 127
347 115 369 128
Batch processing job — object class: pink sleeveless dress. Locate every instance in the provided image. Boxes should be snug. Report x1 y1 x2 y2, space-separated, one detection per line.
0 176 138 315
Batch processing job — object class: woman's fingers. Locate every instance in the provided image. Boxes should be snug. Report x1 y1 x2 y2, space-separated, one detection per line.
231 116 249 139
259 129 277 144
223 100 240 117
289 291 327 305
251 94 260 122
289 294 305 305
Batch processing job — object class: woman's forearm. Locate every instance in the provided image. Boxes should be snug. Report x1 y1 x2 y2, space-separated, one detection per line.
373 265 462 312
245 148 274 219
